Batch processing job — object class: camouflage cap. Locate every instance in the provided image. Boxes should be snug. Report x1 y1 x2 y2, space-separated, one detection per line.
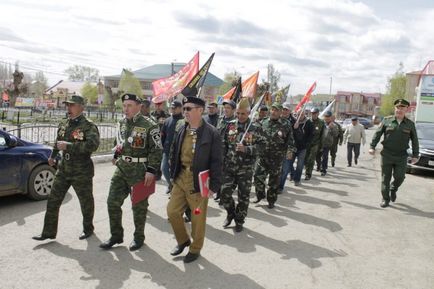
63 95 85 105
394 98 410 107
271 102 283 110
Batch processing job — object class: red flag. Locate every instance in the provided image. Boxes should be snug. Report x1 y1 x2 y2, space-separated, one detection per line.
223 71 259 100
152 52 199 103
294 81 316 113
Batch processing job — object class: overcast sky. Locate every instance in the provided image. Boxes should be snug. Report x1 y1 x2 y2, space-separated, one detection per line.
0 0 433 95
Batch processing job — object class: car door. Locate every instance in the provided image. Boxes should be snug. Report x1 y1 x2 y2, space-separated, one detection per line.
0 132 22 194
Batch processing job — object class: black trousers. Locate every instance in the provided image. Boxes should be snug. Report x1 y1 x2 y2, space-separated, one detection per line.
347 142 361 165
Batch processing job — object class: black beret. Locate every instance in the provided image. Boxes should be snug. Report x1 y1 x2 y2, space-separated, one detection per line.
222 100 236 109
182 96 205 107
121 93 142 103
394 98 410 107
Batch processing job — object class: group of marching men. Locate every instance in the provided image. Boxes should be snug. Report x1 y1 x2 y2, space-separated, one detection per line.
33 93 366 264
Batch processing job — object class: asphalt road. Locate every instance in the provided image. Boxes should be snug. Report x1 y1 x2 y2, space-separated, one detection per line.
1 129 433 289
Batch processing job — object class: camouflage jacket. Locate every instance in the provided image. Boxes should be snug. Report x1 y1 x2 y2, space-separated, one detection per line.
223 119 259 168
114 113 163 184
310 118 325 147
322 122 340 148
51 114 100 176
256 117 295 159
217 115 236 136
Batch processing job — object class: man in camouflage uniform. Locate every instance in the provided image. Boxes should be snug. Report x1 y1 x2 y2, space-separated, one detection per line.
316 111 339 176
329 115 343 167
100 93 162 251
214 99 236 202
369 99 419 208
304 107 325 180
253 102 295 208
151 100 170 129
33 95 100 241
221 99 259 232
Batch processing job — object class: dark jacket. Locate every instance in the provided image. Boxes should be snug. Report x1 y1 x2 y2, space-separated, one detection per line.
170 119 222 193
161 113 183 155
204 113 219 127
292 118 314 151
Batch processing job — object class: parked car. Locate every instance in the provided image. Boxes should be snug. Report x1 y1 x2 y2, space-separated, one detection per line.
0 130 56 200
406 122 434 173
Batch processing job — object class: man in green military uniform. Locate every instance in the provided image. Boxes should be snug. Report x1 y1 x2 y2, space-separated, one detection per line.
329 115 343 167
369 99 419 208
33 95 100 241
221 99 259 232
100 93 162 251
253 102 295 208
304 107 325 180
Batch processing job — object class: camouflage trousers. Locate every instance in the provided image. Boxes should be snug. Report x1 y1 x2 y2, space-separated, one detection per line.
305 144 320 176
254 157 283 204
107 170 149 243
42 170 94 236
221 166 254 225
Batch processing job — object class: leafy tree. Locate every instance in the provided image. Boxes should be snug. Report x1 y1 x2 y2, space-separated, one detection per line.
265 64 280 94
29 71 48 97
81 82 98 104
65 65 100 82
118 69 143 98
380 63 407 116
218 70 241 95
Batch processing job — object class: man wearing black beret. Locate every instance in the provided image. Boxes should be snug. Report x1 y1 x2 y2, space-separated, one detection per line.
167 96 222 263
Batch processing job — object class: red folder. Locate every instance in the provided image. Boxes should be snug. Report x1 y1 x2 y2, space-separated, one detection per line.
131 179 156 206
198 170 210 198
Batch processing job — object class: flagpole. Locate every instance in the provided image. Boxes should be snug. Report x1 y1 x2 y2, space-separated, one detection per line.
239 92 266 144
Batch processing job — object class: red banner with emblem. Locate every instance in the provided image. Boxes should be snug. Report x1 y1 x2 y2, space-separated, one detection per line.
152 52 199 103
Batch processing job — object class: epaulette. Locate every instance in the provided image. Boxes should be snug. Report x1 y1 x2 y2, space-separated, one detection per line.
144 116 158 126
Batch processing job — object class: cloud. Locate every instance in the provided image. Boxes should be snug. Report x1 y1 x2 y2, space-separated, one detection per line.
0 28 27 43
74 15 125 26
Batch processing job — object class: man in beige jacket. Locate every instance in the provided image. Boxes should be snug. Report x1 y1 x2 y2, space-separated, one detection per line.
343 117 366 167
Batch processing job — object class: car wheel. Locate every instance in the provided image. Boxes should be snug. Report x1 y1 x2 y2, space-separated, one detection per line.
28 164 56 200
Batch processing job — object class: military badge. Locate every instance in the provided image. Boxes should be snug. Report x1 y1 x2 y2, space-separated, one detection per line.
58 125 66 139
71 129 84 141
131 127 147 148
150 128 163 149
278 130 283 137
228 124 237 142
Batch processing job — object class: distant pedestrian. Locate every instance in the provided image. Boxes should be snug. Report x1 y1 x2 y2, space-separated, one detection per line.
204 101 219 127
343 116 366 167
316 111 339 176
329 115 343 167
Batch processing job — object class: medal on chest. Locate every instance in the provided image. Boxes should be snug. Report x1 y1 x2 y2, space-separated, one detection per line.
71 129 84 141
228 124 237 142
130 127 147 148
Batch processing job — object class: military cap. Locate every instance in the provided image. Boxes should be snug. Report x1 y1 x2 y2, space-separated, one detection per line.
207 101 218 107
282 102 291 110
182 96 205 107
311 107 320 113
63 95 85 105
271 102 283 110
259 105 268 111
237 98 250 110
121 93 142 103
351 116 358 121
324 110 332 117
171 100 182 108
394 98 410 107
222 99 236 109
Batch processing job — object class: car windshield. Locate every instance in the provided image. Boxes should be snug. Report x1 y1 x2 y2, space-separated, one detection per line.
416 123 434 140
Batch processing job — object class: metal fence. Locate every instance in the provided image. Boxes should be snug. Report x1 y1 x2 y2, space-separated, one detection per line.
5 123 117 155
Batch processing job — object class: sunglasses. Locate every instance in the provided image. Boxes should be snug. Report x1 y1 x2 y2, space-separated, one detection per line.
183 106 200 111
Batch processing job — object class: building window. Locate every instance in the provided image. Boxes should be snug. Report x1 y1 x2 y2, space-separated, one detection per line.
142 81 152 90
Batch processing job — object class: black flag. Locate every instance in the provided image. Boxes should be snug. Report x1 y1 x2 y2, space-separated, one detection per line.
231 77 243 103
181 52 215 97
